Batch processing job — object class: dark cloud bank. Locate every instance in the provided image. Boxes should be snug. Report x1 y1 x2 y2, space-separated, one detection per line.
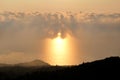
0 11 120 64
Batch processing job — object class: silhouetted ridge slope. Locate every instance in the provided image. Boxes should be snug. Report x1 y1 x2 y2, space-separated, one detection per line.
0 64 11 67
0 59 50 67
81 56 120 67
0 56 120 80
15 59 50 67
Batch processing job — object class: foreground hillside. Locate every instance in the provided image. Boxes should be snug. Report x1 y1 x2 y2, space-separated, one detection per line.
0 56 120 80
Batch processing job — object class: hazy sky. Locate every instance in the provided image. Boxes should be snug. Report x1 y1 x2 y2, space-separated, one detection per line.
0 0 120 12
0 0 120 65
0 11 120 65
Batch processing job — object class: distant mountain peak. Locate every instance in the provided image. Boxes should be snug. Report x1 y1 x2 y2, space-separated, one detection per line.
16 59 50 67
0 59 50 67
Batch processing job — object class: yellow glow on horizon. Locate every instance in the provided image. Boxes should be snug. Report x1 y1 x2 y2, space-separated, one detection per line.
44 33 78 65
52 33 67 55
50 33 69 65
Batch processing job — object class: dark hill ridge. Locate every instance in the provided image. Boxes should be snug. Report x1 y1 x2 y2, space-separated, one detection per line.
0 59 50 67
15 59 50 67
0 64 11 67
0 56 120 80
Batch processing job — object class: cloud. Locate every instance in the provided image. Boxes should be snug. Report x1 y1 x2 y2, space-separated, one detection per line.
0 11 120 64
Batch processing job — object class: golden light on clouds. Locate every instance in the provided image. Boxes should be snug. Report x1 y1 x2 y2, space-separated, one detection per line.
43 33 78 65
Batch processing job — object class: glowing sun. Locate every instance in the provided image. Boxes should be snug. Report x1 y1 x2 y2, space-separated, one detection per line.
44 32 77 65
55 32 63 44
52 32 67 54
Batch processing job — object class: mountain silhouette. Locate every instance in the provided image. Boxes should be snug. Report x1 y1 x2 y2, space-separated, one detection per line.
0 63 11 67
15 59 50 67
0 59 50 67
0 56 120 80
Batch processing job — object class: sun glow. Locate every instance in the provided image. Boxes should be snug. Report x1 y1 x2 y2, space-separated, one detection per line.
43 32 78 65
55 32 63 45
52 33 67 55
49 33 71 65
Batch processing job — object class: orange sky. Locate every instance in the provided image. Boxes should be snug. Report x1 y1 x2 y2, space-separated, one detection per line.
0 0 120 65
0 0 120 12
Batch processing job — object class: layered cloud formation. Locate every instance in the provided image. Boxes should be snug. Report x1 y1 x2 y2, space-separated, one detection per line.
0 12 120 64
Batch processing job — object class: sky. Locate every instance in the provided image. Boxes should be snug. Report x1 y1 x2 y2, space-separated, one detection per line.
0 0 120 12
0 0 120 65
